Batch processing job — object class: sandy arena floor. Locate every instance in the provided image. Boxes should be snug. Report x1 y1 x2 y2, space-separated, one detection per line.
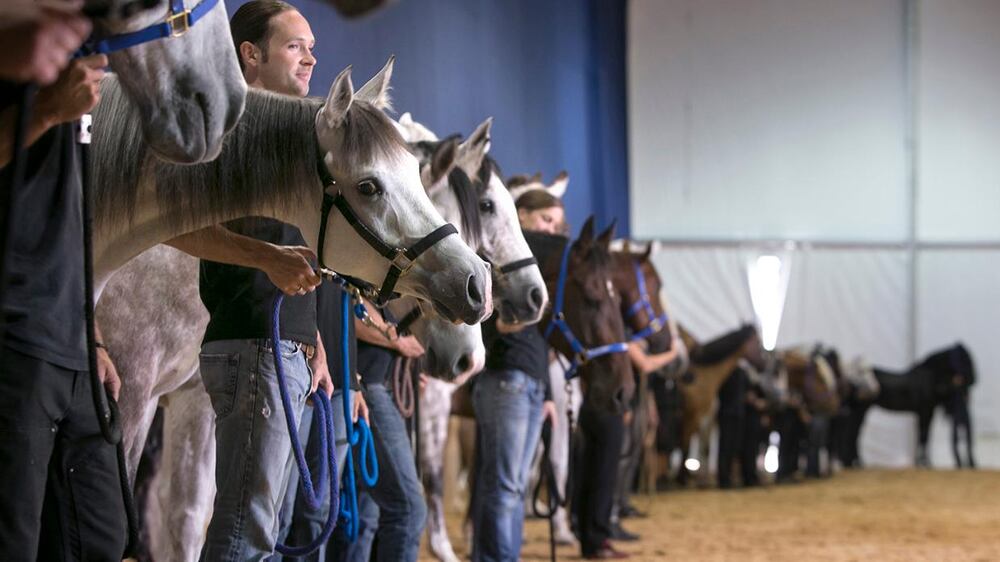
423 469 1000 562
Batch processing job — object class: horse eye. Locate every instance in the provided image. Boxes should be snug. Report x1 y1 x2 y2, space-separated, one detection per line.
357 180 381 197
479 199 495 214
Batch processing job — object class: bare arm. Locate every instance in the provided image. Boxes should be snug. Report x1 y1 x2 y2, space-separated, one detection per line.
166 225 321 295
627 342 679 375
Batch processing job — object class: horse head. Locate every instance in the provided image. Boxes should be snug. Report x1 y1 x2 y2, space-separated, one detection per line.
385 297 485 383
411 118 548 325
533 217 634 414
90 0 246 163
610 243 673 354
316 57 492 324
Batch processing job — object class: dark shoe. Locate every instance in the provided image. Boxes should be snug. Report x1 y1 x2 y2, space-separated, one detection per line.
609 522 640 542
619 503 647 519
583 541 630 559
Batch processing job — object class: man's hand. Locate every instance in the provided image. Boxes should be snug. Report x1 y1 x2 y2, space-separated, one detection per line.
393 335 425 359
0 2 91 85
309 359 334 398
542 400 558 429
35 54 106 127
352 390 369 425
262 245 321 296
96 346 121 401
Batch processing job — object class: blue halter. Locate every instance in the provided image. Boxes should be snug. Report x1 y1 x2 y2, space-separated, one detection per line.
543 241 629 380
79 0 220 56
625 260 669 342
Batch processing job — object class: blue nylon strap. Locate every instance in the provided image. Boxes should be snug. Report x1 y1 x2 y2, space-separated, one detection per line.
545 238 629 380
81 0 220 56
625 260 670 342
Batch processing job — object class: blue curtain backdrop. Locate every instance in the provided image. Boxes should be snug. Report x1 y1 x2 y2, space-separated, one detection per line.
232 0 630 234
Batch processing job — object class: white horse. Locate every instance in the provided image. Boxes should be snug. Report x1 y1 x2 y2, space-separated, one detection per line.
398 115 554 562
94 58 491 560
91 0 246 163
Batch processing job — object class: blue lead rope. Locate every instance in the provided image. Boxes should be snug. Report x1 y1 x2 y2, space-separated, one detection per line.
338 286 379 542
270 294 339 556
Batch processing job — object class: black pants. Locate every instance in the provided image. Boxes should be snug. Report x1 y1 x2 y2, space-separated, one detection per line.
573 401 624 556
739 406 762 486
716 414 743 488
777 408 803 479
0 347 126 561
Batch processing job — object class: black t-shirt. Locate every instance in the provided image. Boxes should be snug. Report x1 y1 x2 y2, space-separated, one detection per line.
0 89 87 371
483 314 552 400
315 281 360 391
356 306 399 386
199 219 317 346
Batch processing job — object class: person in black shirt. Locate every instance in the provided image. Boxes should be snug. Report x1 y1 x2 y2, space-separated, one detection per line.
161 4 345 557
0 52 131 559
471 192 558 562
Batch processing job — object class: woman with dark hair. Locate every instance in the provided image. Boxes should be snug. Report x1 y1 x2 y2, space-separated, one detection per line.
470 191 561 561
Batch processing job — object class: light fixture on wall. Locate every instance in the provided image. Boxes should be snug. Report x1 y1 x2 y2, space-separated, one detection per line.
747 254 790 351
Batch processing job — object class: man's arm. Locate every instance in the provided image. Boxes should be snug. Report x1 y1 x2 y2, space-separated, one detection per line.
0 54 106 169
166 225 321 295
0 2 92 85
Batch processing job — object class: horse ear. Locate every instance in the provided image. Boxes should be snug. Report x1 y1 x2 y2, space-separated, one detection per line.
322 65 354 128
578 216 596 246
355 55 395 111
430 138 459 185
549 170 569 198
641 241 654 262
457 117 492 175
596 219 617 252
531 172 543 184
399 112 413 126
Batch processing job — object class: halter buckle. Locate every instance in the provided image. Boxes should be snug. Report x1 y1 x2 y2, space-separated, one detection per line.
390 249 415 274
167 9 191 37
649 317 663 332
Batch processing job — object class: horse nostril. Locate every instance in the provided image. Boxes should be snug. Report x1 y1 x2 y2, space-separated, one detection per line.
455 354 472 375
529 287 544 310
467 274 484 306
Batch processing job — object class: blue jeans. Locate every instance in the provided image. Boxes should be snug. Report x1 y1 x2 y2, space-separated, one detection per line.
472 369 545 562
270 390 350 561
331 382 427 562
199 339 312 561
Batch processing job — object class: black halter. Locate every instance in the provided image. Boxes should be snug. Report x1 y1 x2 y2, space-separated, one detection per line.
394 305 424 336
496 256 538 275
315 165 458 307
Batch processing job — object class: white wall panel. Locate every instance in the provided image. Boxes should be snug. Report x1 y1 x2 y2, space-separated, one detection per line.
628 0 908 241
918 0 1000 241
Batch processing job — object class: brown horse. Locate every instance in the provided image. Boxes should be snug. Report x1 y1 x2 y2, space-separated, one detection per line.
676 324 765 484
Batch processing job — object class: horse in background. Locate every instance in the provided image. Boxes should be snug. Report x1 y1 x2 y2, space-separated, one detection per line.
674 324 765 486
774 347 840 481
848 343 976 468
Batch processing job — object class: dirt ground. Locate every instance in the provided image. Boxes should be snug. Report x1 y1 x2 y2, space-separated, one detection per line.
422 469 1000 562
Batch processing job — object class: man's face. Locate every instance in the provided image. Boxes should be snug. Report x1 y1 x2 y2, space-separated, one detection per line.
251 10 316 97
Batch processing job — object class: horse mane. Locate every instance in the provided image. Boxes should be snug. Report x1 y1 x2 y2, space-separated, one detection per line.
93 78 406 231
478 155 503 186
446 167 483 249
690 324 756 365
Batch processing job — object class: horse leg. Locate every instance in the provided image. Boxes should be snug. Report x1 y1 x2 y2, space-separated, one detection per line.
148 379 216 562
916 408 934 468
419 379 461 562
